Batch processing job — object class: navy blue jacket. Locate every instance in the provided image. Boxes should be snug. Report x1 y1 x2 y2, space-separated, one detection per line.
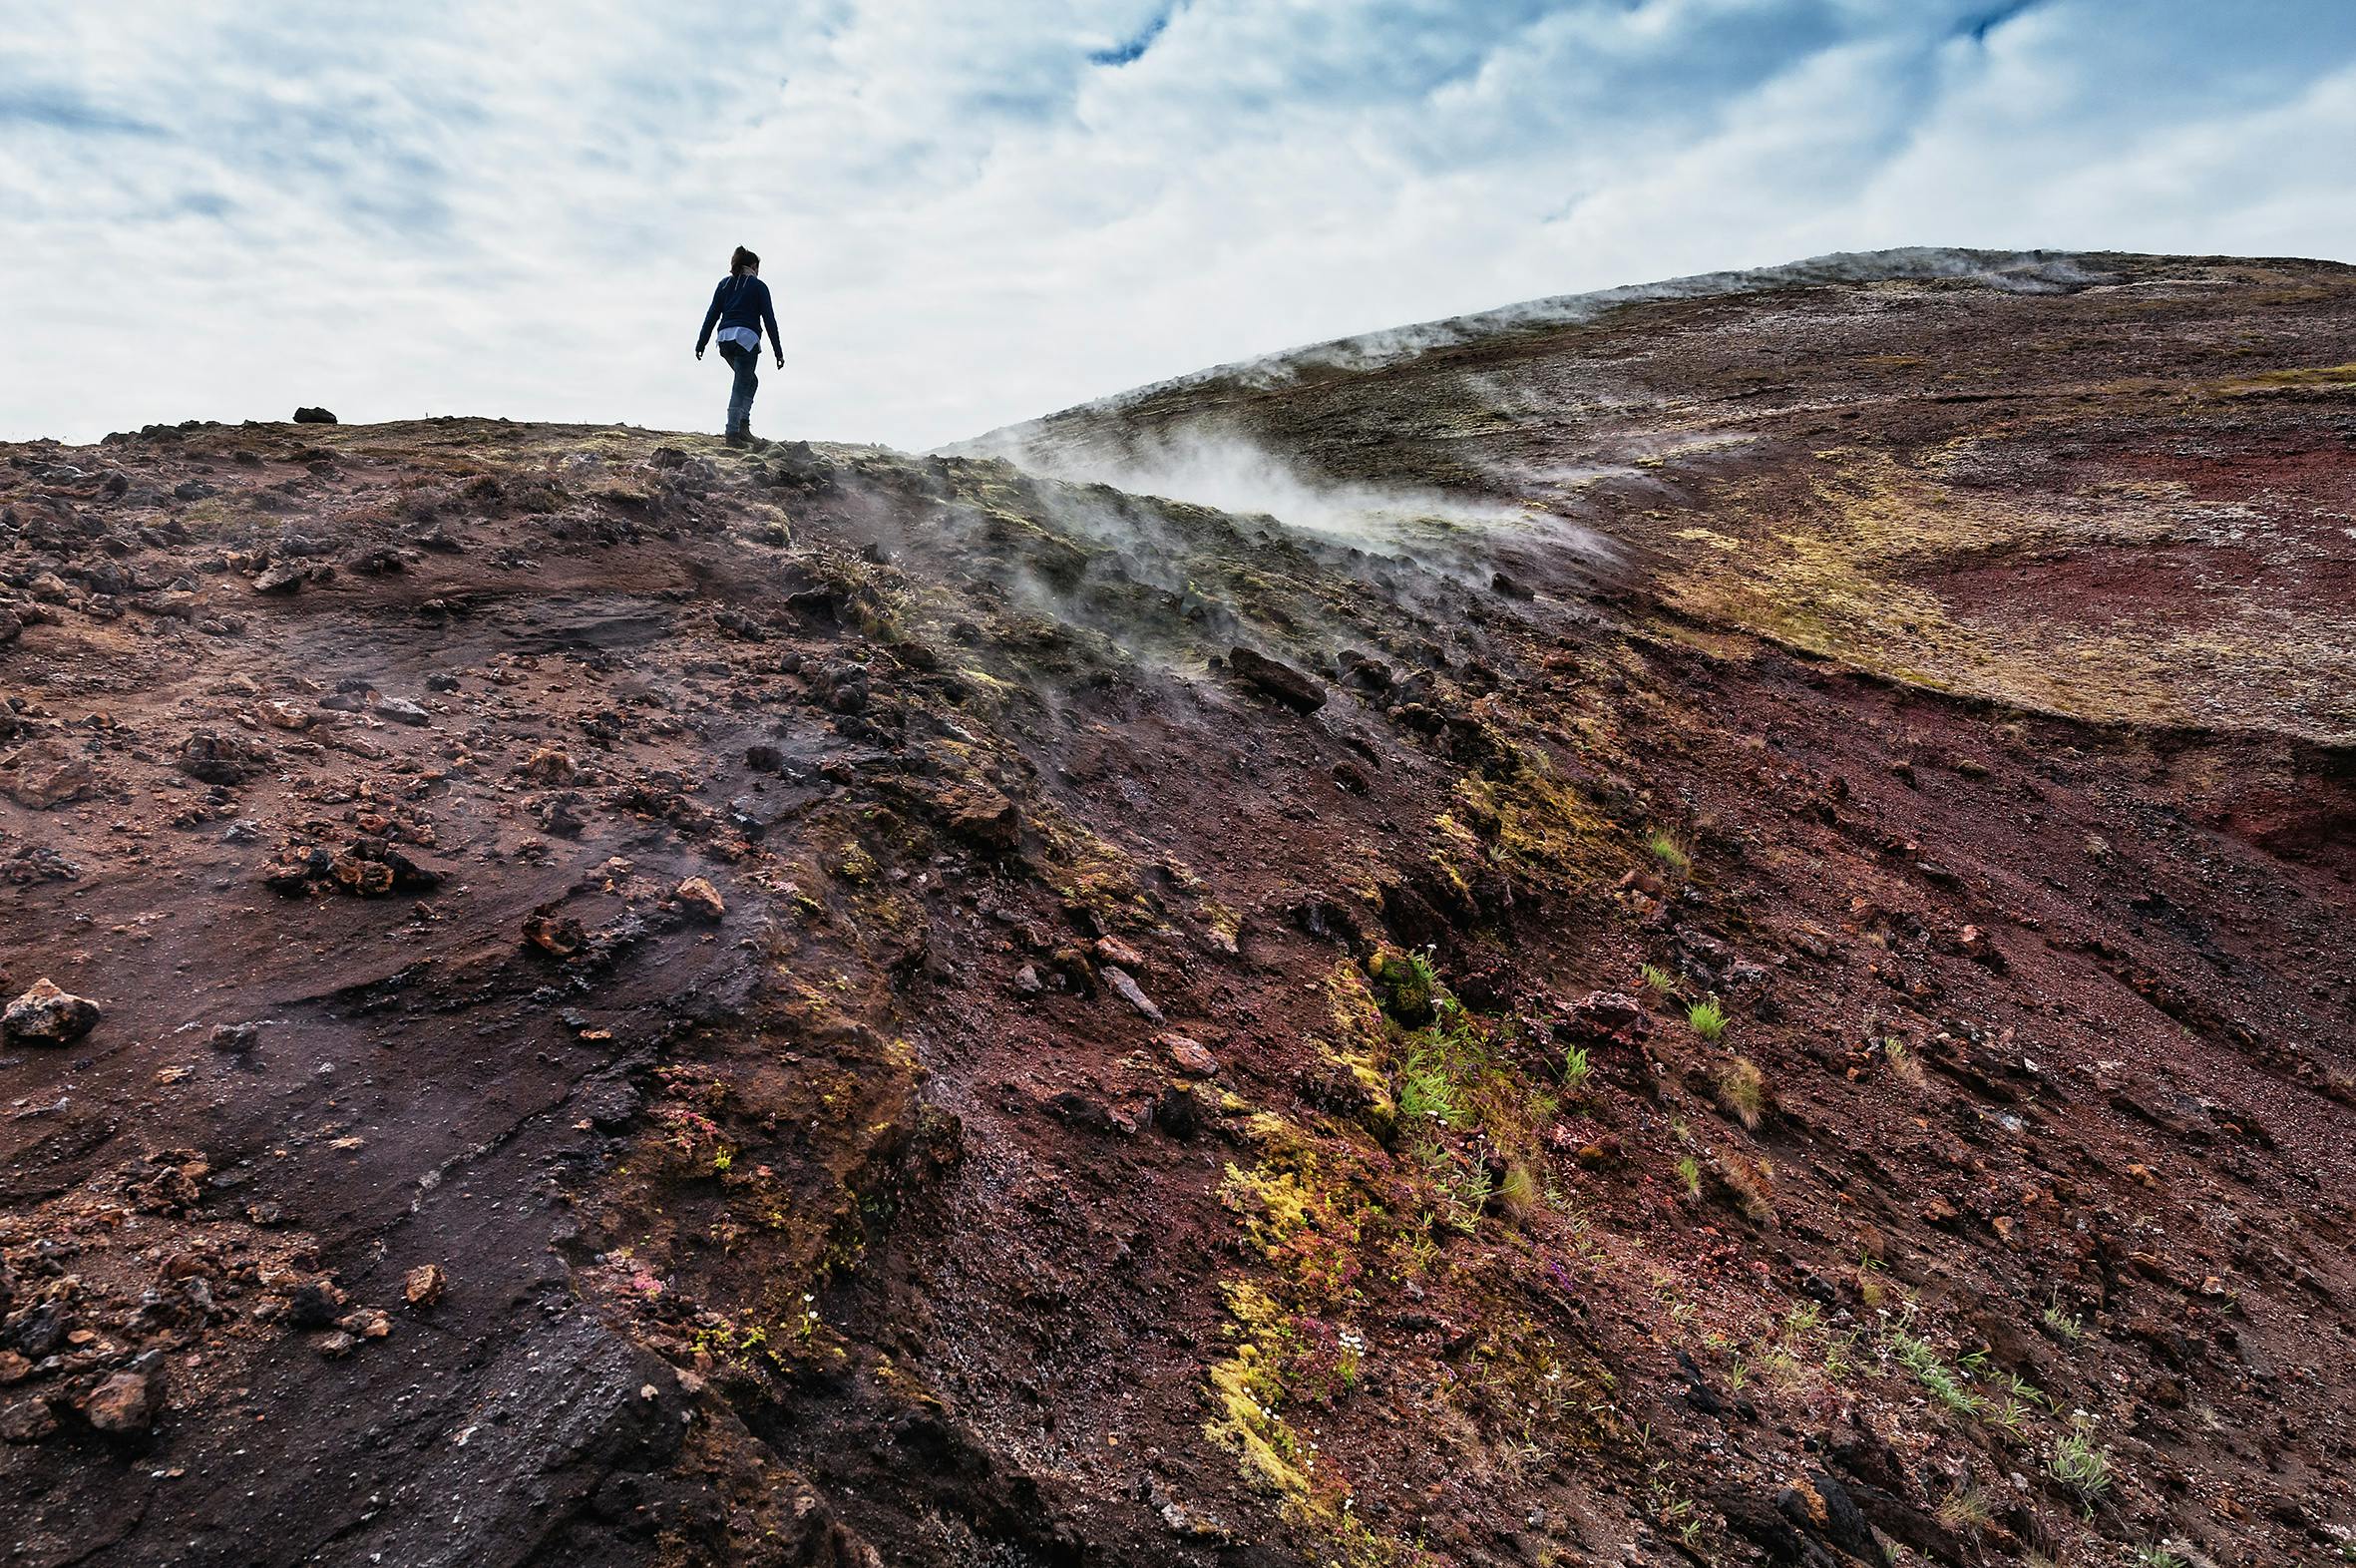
697 274 781 355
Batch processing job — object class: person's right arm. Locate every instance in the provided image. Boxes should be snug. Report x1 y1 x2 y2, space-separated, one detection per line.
695 279 726 356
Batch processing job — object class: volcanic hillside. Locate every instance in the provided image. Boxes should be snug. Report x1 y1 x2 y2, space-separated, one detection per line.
2 249 2354 1568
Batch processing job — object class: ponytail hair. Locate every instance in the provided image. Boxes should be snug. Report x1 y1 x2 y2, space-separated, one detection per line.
729 245 760 277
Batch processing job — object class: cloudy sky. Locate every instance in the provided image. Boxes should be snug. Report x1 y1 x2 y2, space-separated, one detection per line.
5 0 2354 450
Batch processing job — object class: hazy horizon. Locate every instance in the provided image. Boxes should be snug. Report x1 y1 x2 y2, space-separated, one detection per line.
7 0 2356 450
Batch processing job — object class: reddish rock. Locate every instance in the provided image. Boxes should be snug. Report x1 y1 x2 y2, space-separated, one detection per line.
1162 1034 1218 1076
674 876 726 923
3 738 92 809
1095 936 1148 973
82 1369 160 1436
1227 646 1326 713
404 1264 448 1309
3 979 101 1046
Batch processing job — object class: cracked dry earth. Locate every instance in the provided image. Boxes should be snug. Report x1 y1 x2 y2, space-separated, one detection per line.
3 251 2355 1568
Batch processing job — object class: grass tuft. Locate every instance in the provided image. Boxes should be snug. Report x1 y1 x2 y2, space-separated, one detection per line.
1643 829 1691 875
1686 997 1729 1043
1716 1056 1766 1128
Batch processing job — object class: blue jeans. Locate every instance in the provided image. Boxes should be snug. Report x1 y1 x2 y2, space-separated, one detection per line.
719 341 759 434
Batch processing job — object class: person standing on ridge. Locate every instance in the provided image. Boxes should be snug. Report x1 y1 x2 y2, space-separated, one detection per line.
695 245 783 447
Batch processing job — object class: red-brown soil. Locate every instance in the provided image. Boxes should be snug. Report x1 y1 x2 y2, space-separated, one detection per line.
3 250 2353 1568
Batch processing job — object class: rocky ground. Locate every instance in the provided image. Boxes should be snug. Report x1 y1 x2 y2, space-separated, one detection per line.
2 252 2353 1568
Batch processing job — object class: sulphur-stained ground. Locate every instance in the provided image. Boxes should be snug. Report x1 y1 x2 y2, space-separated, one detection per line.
3 250 2355 1568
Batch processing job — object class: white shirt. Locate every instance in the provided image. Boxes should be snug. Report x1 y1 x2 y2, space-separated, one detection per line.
717 324 761 352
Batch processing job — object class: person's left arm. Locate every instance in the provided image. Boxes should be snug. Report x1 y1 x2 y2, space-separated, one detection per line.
760 281 784 367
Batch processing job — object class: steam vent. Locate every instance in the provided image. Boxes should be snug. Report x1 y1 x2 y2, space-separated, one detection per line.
4 250 2354 1565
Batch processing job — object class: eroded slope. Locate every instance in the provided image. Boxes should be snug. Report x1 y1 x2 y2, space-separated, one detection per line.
0 254 2352 1568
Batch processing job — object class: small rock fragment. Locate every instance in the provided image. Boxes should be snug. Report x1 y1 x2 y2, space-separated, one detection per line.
941 787 1021 851
1094 936 1147 974
1162 1034 1218 1077
285 1279 348 1330
404 1264 447 1309
523 907 586 958
1102 967 1165 1024
338 1307 392 1340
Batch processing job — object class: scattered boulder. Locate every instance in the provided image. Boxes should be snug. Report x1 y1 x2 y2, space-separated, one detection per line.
3 980 101 1046
375 696 432 726
1227 646 1326 713
285 1279 348 1330
81 1367 161 1437
524 747 577 782
674 877 726 923
291 407 337 424
1095 936 1148 973
208 1021 261 1054
2 738 93 809
179 729 269 784
251 561 308 594
1563 990 1645 1036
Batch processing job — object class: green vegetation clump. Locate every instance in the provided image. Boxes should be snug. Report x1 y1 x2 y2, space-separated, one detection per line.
2049 1425 2114 1506
1686 997 1729 1043
1643 829 1691 875
1559 1041 1592 1093
1368 945 1438 1028
2042 1293 2086 1344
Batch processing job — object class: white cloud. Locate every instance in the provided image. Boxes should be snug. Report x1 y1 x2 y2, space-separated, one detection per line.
2 0 2352 449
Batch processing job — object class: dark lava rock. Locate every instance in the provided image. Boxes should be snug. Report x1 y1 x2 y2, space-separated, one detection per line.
291 407 337 424
179 729 270 785
285 1279 348 1330
1228 645 1326 713
0 1397 57 1445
